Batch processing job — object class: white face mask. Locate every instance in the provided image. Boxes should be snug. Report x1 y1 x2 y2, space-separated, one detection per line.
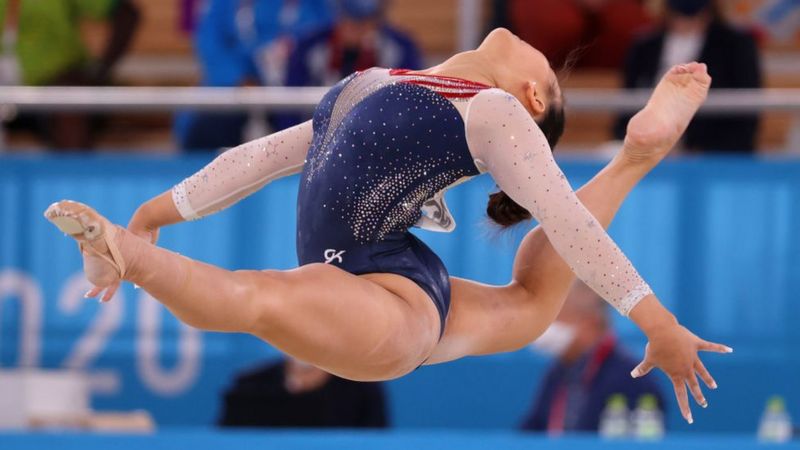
530 321 576 357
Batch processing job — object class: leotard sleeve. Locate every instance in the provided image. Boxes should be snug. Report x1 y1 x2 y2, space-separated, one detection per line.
171 120 313 220
465 89 652 316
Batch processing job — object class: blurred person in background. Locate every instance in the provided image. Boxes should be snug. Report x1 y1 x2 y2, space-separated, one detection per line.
179 0 202 34
286 0 421 88
521 281 665 433
490 0 654 69
176 0 334 151
219 356 388 428
614 0 762 153
276 0 421 127
0 0 140 150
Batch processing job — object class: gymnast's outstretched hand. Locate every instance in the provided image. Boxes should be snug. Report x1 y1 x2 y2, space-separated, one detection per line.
629 295 732 424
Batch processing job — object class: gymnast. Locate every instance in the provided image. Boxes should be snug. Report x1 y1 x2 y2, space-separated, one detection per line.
46 28 730 424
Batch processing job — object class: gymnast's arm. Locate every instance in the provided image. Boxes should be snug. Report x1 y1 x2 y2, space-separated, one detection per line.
468 89 731 423
466 89 653 317
128 121 313 241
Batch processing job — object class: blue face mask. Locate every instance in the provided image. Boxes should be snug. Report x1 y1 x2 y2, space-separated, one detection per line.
667 0 711 17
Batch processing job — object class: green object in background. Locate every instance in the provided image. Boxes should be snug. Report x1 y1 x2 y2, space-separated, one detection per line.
632 394 665 440
607 394 627 410
767 396 787 413
0 0 118 85
637 394 659 410
758 395 793 443
599 394 629 439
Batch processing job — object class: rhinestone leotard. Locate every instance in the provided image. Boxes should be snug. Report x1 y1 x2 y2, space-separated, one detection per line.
172 68 653 321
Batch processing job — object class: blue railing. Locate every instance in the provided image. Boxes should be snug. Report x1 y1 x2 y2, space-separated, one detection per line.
0 155 798 433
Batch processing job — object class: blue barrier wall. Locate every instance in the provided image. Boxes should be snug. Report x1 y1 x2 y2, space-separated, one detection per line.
3 430 799 450
0 155 798 434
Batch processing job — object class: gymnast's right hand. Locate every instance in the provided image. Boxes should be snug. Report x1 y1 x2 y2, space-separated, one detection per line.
85 204 157 300
127 191 186 245
128 209 160 244
629 295 732 424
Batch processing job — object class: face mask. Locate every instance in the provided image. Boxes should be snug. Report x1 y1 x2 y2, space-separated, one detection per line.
667 0 711 17
530 322 576 357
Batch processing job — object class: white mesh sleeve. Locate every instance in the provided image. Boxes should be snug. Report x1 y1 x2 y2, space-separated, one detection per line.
466 89 652 316
171 120 313 220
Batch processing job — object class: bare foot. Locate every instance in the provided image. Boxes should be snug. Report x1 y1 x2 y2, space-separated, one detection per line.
622 62 712 167
45 200 126 301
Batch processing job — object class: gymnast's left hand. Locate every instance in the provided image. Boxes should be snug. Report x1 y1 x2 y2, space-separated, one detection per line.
630 318 732 424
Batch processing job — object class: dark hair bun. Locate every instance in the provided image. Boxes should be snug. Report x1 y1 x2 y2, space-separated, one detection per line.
486 191 532 227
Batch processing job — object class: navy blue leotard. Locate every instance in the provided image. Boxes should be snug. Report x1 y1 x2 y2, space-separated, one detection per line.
173 68 655 331
296 70 485 330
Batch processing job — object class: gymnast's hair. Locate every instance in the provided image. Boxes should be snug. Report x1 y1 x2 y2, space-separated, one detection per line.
486 82 566 227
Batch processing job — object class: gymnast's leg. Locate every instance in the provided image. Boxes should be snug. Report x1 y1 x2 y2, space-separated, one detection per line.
429 62 711 363
45 203 440 381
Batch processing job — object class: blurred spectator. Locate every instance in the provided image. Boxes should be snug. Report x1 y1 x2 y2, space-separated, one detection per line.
286 0 421 87
520 282 665 434
0 0 140 149
614 0 762 153
492 0 653 69
176 0 334 151
274 0 421 128
219 357 388 428
179 0 202 34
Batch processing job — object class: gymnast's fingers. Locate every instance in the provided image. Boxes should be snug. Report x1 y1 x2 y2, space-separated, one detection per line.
698 339 733 354
630 359 654 378
84 286 104 298
694 359 717 390
672 378 693 424
100 281 120 303
687 373 707 408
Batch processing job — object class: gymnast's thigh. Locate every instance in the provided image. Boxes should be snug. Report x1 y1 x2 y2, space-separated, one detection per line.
426 277 556 364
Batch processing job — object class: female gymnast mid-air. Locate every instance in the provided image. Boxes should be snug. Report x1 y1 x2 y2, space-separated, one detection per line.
46 28 730 424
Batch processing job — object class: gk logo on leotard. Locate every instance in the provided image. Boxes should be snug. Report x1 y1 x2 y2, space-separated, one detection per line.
324 249 345 264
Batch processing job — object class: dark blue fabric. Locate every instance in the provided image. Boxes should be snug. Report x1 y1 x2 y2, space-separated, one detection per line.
286 26 420 89
520 342 666 432
275 25 421 129
295 75 480 332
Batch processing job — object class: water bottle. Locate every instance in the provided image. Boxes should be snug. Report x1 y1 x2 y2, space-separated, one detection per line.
631 394 665 440
599 394 629 438
758 396 793 443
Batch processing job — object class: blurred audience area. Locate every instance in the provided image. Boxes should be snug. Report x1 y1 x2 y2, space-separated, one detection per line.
0 0 799 153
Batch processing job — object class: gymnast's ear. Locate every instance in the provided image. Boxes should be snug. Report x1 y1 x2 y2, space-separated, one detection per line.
525 80 546 117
